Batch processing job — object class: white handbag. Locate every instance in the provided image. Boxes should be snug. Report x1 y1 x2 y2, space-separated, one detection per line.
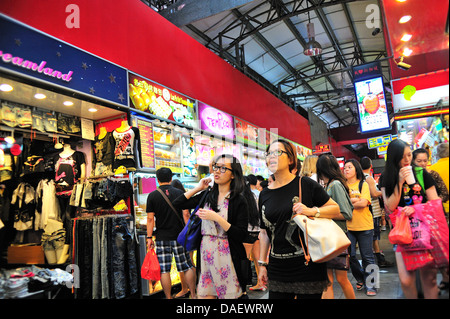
292 178 351 264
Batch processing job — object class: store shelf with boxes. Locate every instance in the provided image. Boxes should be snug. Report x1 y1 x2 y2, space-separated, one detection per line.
0 15 139 299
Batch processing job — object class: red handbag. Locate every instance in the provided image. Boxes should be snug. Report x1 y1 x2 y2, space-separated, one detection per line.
140 249 161 281
388 210 413 245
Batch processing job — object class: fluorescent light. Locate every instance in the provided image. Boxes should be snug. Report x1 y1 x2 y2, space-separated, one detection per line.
88 107 98 112
63 101 74 106
0 84 13 92
34 93 46 99
399 15 412 23
403 48 413 56
401 34 412 42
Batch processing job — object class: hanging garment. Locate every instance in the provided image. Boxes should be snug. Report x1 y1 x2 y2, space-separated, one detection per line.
112 127 139 169
54 151 85 196
35 179 61 230
11 183 36 231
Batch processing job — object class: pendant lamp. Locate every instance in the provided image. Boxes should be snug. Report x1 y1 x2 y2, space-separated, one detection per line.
304 22 322 56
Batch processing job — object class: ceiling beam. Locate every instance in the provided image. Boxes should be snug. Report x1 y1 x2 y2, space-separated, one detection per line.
160 0 257 27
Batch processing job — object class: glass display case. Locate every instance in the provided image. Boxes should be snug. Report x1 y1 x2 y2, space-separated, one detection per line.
153 124 183 174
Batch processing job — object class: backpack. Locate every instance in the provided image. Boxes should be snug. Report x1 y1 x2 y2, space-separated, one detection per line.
359 179 373 214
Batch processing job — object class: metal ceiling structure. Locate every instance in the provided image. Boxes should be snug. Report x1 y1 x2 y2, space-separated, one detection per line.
143 0 393 131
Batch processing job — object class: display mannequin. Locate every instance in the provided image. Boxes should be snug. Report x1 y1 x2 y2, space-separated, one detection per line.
56 141 86 183
98 126 107 140
116 120 131 133
112 121 140 170
92 126 115 177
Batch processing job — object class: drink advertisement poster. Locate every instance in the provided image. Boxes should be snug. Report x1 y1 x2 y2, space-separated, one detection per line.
354 76 390 133
129 73 196 128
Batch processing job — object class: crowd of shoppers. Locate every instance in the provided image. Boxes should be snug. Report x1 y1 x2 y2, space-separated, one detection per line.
144 138 449 299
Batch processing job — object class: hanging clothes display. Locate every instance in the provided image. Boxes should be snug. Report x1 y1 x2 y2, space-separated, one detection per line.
71 214 138 299
91 130 115 177
112 125 140 170
35 179 61 230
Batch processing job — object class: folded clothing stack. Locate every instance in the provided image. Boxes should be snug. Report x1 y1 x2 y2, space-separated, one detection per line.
0 265 73 299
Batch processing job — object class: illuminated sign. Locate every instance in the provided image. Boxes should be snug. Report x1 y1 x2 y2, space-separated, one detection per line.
354 76 391 134
198 102 234 139
0 14 128 107
0 51 73 82
367 134 393 149
129 73 196 127
391 70 449 112
314 144 331 154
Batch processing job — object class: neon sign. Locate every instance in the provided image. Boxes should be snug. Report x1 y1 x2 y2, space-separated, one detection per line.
0 50 73 82
198 102 234 139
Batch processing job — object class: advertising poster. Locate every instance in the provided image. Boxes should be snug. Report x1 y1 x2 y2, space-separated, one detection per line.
181 135 198 177
354 76 390 133
135 118 155 169
129 73 196 127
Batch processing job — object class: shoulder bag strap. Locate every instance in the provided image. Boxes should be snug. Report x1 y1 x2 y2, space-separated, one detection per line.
157 188 185 226
296 177 311 266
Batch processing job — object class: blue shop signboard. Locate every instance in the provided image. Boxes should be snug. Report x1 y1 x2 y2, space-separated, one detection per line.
0 14 128 107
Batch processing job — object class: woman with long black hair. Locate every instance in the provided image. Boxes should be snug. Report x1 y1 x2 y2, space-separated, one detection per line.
173 154 250 299
316 154 355 299
380 139 440 299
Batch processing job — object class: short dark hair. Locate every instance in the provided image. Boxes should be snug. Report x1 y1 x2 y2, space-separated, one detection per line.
156 167 173 183
360 156 372 170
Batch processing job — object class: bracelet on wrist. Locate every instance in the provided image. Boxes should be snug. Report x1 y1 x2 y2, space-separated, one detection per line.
257 260 268 267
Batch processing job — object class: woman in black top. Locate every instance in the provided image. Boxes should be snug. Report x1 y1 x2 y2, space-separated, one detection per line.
173 154 249 299
258 139 340 299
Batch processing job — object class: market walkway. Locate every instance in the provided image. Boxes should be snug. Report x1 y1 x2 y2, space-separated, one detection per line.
248 226 449 300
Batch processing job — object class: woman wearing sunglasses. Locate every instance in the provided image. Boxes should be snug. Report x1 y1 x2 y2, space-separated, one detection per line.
258 139 340 299
173 154 250 299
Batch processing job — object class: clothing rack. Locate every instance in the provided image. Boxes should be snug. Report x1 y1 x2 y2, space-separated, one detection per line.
71 212 138 299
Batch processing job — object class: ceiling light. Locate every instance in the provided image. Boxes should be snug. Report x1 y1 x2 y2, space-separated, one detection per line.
399 15 412 23
34 93 46 99
88 107 98 112
0 84 13 92
63 101 74 106
402 48 413 56
304 22 322 56
401 34 412 42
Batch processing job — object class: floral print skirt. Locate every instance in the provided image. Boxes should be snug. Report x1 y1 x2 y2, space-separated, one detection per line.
197 235 242 299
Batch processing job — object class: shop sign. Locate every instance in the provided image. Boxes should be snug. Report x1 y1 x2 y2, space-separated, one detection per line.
286 139 312 160
128 73 196 128
235 118 267 150
313 144 330 154
367 134 392 149
0 15 128 107
198 102 234 140
391 70 449 112
352 61 382 82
